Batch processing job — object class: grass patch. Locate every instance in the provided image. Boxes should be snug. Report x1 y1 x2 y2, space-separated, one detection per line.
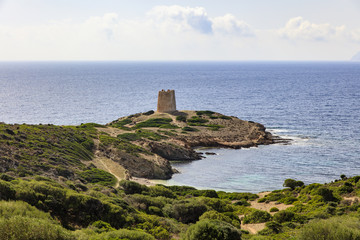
79 168 117 186
182 126 199 132
109 118 132 130
187 116 209 126
99 134 152 156
133 118 178 129
176 115 187 122
117 129 167 141
196 111 215 116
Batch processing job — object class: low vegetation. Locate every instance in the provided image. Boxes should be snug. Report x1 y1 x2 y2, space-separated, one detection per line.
0 174 359 240
1 116 360 239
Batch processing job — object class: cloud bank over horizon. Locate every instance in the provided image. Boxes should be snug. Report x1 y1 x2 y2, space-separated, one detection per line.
0 5 359 61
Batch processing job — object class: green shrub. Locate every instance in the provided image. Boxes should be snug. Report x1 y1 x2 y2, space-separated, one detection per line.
176 115 187 122
187 116 209 126
278 196 298 204
273 210 295 223
118 129 166 141
258 222 282 235
317 187 337 202
269 207 279 212
149 185 176 199
0 180 16 200
0 216 75 240
79 168 117 186
163 200 207 223
297 216 360 240
91 220 115 233
243 210 271 224
134 118 176 129
143 110 155 116
93 228 155 240
283 179 304 190
110 118 132 130
217 192 258 201
182 126 199 132
184 219 242 240
219 115 232 120
0 200 51 220
199 210 241 229
196 111 215 116
233 199 250 207
120 180 149 194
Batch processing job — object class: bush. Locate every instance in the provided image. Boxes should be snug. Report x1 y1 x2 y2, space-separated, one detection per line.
93 228 155 240
199 210 241 229
184 219 242 240
317 187 337 202
149 185 176 199
163 200 207 224
79 168 117 186
143 110 155 116
187 117 209 126
90 220 115 233
269 207 279 212
0 200 51 220
176 115 187 122
243 210 271 224
233 199 250 207
134 118 176 129
278 196 298 204
0 180 16 200
120 180 149 194
196 111 215 116
0 216 75 240
182 126 199 132
283 179 304 190
297 216 360 240
273 210 295 223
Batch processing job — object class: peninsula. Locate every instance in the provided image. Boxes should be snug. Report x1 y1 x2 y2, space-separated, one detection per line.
1 91 359 240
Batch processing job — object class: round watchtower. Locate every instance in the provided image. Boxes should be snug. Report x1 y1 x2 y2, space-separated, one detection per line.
157 89 176 113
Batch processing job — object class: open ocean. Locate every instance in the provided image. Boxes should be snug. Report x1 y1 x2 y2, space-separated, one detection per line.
0 61 359 192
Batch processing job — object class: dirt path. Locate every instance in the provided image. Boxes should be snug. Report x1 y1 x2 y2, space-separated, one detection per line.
92 156 126 188
240 191 293 234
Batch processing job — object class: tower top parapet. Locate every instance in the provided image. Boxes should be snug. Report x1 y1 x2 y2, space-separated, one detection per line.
157 89 176 113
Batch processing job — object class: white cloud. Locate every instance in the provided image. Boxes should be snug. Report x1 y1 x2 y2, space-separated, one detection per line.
148 5 213 34
212 14 254 36
278 16 345 41
0 6 359 61
147 5 253 37
349 29 360 42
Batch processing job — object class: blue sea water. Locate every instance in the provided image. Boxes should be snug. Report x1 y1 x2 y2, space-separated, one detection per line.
0 61 359 192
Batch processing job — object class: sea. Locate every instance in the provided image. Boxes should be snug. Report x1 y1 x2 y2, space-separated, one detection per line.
0 61 359 193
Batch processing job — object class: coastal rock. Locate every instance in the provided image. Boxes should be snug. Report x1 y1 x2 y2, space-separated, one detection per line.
104 110 286 180
146 141 201 161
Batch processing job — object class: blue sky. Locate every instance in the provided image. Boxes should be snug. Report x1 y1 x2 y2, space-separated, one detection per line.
0 0 359 60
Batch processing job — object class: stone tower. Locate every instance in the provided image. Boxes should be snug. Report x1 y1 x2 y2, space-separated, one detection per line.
157 89 176 113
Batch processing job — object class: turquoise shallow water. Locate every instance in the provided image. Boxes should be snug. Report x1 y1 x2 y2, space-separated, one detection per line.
0 61 359 192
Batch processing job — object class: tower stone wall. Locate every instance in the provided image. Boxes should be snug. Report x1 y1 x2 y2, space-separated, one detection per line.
157 89 176 113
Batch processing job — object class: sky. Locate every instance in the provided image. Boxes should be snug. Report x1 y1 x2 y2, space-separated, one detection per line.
0 0 359 61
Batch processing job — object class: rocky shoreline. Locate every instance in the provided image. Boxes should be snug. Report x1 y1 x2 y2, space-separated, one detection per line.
94 110 289 181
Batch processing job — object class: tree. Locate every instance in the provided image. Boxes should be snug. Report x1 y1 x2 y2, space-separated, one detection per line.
184 219 241 240
283 179 304 190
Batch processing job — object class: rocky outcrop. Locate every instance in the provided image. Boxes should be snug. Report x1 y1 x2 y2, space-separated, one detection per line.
103 110 287 179
146 141 201 161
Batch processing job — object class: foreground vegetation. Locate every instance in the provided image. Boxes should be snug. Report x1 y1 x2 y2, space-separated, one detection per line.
1 118 360 239
1 173 360 239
